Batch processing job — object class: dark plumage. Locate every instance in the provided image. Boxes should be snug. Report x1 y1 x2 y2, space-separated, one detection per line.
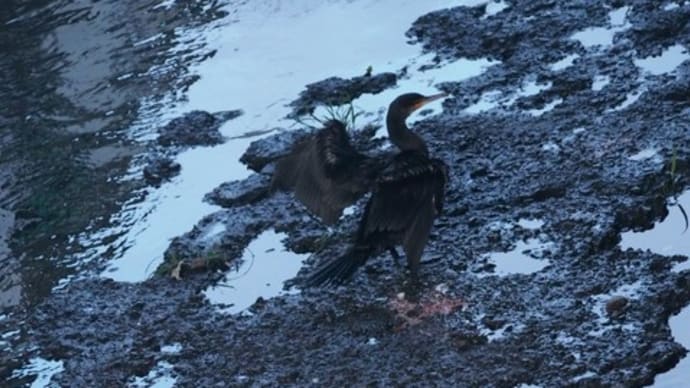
299 92 450 287
272 120 376 225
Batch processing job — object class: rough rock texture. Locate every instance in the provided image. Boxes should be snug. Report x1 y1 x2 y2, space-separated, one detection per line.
143 157 181 185
4 0 690 386
289 72 397 117
204 173 272 208
157 110 242 147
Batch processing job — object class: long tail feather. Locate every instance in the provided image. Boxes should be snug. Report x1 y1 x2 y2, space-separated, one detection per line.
305 245 372 287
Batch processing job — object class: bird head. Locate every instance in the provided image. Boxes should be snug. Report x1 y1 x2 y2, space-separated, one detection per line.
390 92 449 118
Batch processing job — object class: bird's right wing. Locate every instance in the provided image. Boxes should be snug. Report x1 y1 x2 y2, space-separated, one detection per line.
273 120 375 224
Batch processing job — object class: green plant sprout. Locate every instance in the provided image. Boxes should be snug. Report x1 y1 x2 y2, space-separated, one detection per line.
666 146 688 233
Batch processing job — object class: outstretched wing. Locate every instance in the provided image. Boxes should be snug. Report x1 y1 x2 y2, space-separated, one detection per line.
273 120 376 224
358 152 447 271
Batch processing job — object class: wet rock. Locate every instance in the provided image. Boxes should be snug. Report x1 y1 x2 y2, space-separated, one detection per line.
240 129 310 172
289 72 397 117
142 157 181 185
157 110 242 147
204 173 271 208
605 296 629 318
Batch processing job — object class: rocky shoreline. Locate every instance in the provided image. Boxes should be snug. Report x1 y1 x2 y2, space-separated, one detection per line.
4 0 690 386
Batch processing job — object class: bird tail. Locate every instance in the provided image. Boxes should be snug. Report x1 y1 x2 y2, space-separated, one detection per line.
305 245 372 287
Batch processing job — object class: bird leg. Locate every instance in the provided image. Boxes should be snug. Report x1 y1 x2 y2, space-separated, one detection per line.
388 247 402 265
419 255 444 266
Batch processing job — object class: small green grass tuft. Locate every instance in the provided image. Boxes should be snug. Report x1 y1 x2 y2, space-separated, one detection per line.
665 146 688 233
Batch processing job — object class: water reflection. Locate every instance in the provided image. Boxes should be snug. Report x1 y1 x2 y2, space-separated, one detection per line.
0 0 227 309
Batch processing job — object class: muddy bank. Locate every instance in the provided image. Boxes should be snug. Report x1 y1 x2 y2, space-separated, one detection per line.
5 0 690 386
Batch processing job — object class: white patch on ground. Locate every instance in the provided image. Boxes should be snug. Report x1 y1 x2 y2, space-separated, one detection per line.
634 44 690 76
653 306 690 387
128 361 176 388
571 6 631 48
627 148 659 162
527 98 562 116
203 229 308 314
606 87 645 112
487 220 513 231
592 75 611 91
620 190 690 272
342 205 357 217
587 280 643 337
1 329 19 339
484 1 510 17
11 358 64 388
464 90 503 114
541 142 560 152
153 0 176 10
572 127 586 134
161 343 183 354
550 54 579 71
478 314 526 342
518 219 544 230
572 371 597 382
464 78 552 114
202 222 226 241
663 3 680 11
367 337 379 345
480 238 552 276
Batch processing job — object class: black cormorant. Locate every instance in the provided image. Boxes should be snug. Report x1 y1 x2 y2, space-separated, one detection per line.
285 92 449 286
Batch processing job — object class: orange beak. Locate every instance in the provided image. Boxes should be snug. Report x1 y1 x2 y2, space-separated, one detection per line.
411 92 449 112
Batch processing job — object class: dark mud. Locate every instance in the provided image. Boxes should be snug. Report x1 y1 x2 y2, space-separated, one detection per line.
5 0 690 386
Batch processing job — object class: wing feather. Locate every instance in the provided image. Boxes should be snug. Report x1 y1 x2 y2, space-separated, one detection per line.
273 120 375 224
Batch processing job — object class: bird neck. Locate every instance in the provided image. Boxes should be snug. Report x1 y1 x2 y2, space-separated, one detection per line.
386 110 428 155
